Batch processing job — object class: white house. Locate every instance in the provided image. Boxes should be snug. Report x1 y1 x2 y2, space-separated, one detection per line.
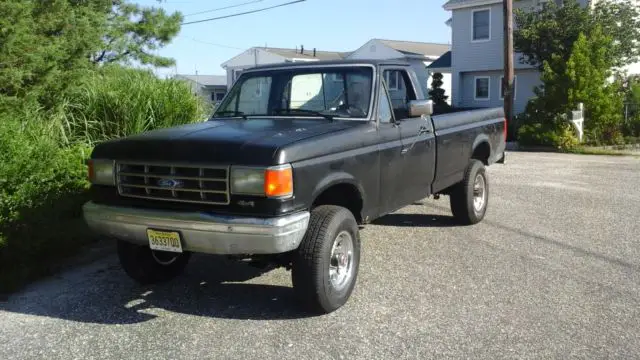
348 39 452 102
174 74 228 106
220 46 349 90
430 0 640 114
220 39 452 102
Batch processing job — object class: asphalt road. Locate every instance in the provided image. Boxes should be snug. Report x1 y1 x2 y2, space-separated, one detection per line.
1 152 640 360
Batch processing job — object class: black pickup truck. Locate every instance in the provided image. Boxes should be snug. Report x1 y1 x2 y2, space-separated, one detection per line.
83 59 506 314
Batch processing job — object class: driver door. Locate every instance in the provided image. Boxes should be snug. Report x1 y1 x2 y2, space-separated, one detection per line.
381 68 437 206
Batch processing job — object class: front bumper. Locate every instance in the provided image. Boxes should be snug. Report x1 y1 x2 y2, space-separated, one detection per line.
82 201 310 255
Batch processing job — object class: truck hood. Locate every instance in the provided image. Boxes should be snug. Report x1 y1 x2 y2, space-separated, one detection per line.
91 118 362 165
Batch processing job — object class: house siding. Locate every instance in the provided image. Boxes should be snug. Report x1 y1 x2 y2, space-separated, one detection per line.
222 48 286 89
347 39 406 60
451 1 537 73
408 59 431 98
459 68 540 113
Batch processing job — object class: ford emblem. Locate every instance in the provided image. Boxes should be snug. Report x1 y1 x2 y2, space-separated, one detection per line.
157 178 183 188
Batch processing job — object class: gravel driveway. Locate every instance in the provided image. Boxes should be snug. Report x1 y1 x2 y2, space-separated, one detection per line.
1 152 639 360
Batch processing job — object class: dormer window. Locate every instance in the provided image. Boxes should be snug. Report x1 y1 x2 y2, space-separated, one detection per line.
472 9 491 42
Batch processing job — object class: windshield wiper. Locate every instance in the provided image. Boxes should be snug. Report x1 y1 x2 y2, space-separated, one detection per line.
213 110 247 119
273 108 334 121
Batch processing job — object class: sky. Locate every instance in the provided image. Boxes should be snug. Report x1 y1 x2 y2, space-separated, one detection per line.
136 0 452 78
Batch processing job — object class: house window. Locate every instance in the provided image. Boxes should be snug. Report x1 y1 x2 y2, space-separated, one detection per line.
233 69 243 83
215 92 226 101
474 76 490 100
500 75 517 100
384 70 403 91
472 9 491 42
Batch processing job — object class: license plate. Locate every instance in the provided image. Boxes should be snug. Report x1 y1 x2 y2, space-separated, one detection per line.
146 229 183 253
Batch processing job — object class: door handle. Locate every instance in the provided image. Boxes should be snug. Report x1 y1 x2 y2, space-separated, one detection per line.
418 126 432 135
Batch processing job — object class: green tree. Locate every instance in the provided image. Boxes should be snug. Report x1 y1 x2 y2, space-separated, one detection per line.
428 72 451 113
566 27 624 143
514 0 640 72
0 0 182 109
91 1 183 67
0 0 106 107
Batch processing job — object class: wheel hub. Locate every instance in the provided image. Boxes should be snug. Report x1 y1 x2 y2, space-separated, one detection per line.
329 230 354 291
473 173 486 213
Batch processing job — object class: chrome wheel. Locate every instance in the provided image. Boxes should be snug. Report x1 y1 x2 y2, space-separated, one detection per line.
329 230 355 291
473 173 486 214
151 250 179 266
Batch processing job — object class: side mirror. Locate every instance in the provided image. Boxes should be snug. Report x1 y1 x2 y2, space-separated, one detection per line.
409 99 433 117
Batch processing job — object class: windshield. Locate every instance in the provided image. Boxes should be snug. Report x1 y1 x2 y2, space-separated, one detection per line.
212 66 374 120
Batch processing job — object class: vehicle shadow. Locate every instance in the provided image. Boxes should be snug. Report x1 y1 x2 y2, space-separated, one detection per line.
0 254 318 325
372 213 459 227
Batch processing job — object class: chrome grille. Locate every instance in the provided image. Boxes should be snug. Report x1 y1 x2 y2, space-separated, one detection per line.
116 162 230 205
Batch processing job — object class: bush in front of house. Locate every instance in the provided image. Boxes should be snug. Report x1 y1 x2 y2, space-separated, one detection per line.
0 110 92 293
516 115 579 151
0 66 210 294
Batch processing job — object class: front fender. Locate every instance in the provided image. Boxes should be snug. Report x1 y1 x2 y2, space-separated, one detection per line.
311 171 366 209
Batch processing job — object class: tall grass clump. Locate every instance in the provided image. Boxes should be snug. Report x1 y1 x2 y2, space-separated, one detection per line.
1 66 210 293
62 65 212 144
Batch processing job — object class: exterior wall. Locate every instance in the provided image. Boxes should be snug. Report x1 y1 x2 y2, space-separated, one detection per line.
222 48 287 89
200 86 228 106
458 68 541 114
347 40 406 60
625 61 640 76
408 59 430 98
451 1 537 73
349 41 452 103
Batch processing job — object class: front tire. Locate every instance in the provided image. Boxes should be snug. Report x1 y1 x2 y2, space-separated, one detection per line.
449 159 489 225
291 205 361 314
117 240 191 284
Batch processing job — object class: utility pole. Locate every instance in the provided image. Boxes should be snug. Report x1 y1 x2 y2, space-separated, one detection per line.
503 0 514 123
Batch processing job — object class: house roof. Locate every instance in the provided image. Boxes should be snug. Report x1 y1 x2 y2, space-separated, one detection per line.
443 0 501 10
375 39 450 57
427 51 452 69
175 74 226 87
261 47 350 61
243 59 411 73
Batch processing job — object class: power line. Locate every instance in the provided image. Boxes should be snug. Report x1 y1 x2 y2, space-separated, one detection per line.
184 0 265 17
181 0 306 25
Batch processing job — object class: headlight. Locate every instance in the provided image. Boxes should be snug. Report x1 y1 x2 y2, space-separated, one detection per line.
230 167 265 195
88 159 115 186
230 164 293 198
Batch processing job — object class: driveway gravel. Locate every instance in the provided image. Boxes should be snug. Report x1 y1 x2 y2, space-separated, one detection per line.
1 152 639 360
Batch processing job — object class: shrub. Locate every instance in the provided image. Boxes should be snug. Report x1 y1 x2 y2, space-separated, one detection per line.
61 65 212 144
517 117 579 151
0 67 209 293
0 111 92 293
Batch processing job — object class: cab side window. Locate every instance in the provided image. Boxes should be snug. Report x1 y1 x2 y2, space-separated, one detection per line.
377 83 393 124
383 69 417 120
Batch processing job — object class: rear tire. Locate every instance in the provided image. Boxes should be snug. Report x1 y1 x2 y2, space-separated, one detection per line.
449 159 489 225
117 240 191 284
291 205 361 314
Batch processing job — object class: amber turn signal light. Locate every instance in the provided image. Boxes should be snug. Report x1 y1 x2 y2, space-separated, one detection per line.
264 166 293 198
